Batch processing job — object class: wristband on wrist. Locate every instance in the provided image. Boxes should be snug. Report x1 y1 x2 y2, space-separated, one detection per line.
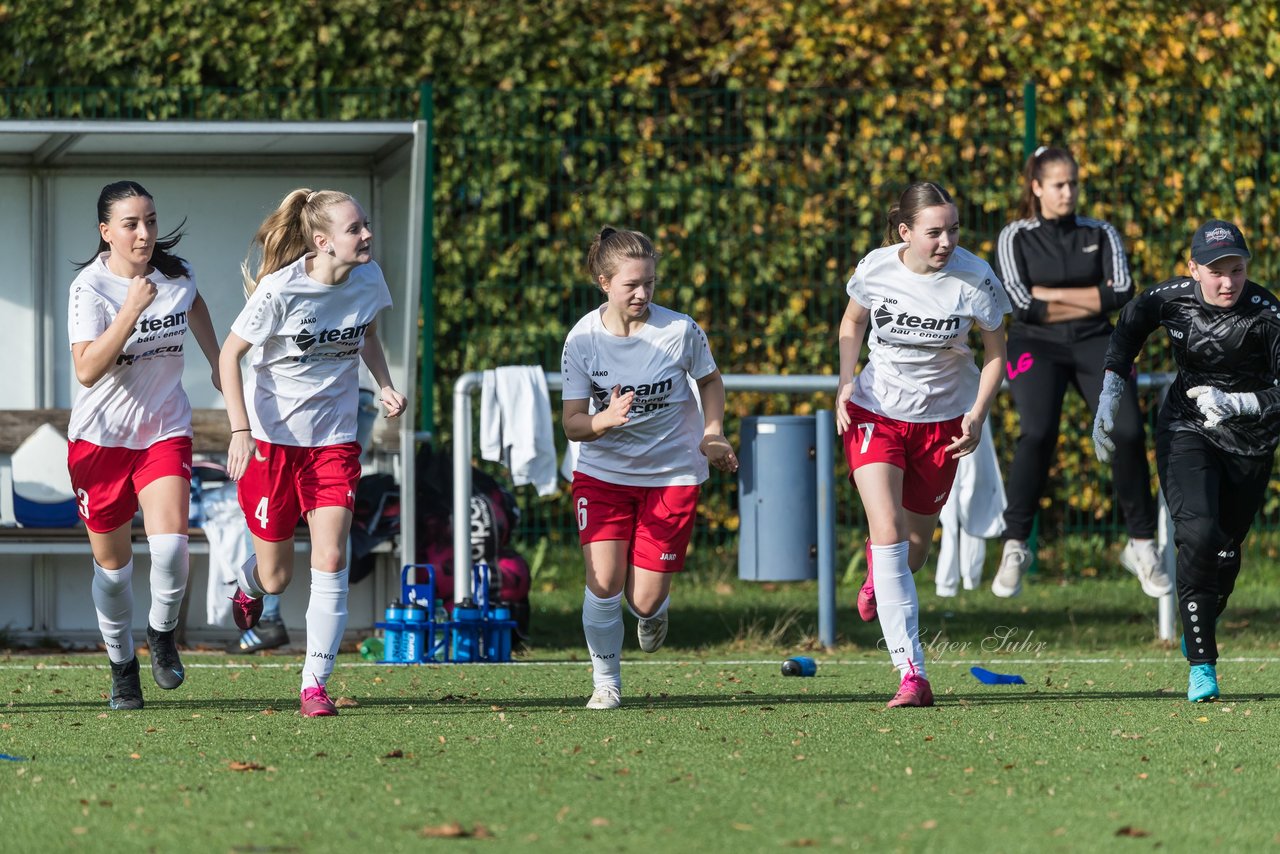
231 428 251 434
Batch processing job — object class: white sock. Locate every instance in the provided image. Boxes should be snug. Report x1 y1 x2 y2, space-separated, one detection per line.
92 560 135 664
582 588 623 689
301 567 349 691
147 534 189 633
236 552 266 598
871 541 926 680
627 594 670 620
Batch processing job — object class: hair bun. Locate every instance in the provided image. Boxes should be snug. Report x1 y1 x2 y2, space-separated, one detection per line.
599 226 617 241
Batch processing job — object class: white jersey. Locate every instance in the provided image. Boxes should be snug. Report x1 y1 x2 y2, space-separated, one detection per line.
231 256 392 447
847 244 1010 422
562 303 718 487
67 253 196 449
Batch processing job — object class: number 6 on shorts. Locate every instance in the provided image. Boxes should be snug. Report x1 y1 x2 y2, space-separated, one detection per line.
576 496 588 531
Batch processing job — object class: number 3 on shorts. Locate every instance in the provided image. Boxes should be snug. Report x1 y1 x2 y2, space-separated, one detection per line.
254 497 269 530
858 422 875 454
576 496 588 532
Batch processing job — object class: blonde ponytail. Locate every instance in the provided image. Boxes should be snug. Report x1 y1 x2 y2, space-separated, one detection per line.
241 188 354 295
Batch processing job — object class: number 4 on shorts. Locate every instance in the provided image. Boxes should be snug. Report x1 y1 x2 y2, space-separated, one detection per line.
255 497 269 529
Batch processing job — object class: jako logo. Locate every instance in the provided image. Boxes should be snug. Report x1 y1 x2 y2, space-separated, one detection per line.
1169 328 1185 339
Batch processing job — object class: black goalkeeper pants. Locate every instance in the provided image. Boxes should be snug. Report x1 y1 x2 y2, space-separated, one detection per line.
1002 329 1158 542
1157 428 1272 665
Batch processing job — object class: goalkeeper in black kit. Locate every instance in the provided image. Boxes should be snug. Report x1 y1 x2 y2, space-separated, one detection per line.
1094 219 1280 703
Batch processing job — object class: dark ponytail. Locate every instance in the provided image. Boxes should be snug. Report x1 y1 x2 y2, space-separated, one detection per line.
1018 146 1077 219
75 181 190 279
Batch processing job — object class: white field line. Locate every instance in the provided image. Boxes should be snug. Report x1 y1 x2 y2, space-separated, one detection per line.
0 656 1278 670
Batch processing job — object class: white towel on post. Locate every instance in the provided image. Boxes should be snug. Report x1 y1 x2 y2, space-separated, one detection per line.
480 366 558 496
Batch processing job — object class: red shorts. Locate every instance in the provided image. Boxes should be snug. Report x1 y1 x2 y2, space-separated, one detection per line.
571 472 700 573
842 402 962 515
237 440 361 542
67 437 193 533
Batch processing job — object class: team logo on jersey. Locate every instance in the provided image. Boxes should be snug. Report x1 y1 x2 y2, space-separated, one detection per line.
875 307 961 335
590 376 675 415
293 322 370 354
136 310 187 335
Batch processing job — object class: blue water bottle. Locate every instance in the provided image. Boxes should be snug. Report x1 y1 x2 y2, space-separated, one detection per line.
452 601 482 662
485 604 513 662
382 601 406 662
781 656 817 676
402 603 428 663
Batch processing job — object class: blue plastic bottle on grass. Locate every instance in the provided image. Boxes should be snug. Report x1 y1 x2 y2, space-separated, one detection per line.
781 656 817 676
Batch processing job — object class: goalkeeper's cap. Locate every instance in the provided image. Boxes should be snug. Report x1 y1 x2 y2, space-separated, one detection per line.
1191 219 1251 265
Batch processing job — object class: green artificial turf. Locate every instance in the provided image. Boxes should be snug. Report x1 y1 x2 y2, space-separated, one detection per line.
4 571 1280 852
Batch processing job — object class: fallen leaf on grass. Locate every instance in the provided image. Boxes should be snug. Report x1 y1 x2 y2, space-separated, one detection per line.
384 749 411 759
334 696 359 708
129 753 141 760
228 761 266 772
421 822 491 839
787 840 817 848
591 817 610 827
1115 826 1150 837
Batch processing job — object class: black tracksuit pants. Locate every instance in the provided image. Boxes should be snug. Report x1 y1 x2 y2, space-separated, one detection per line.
1003 327 1158 541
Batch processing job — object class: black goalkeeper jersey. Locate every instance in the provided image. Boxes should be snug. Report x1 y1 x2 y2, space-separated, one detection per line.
1104 276 1280 457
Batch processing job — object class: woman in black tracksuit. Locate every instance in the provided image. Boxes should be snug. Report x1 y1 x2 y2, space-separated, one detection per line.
1095 219 1280 702
990 146 1165 599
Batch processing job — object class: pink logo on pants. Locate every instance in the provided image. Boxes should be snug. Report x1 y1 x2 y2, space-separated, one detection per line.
1006 352 1034 380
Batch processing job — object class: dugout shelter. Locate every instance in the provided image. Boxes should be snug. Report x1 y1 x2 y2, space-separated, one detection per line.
0 119 427 644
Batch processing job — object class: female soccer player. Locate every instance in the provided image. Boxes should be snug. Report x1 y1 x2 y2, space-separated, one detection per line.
837 182 1010 707
1095 219 1280 703
68 180 222 710
562 227 737 710
992 146 1164 599
220 189 406 717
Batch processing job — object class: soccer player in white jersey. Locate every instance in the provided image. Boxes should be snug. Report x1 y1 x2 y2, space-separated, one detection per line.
219 189 407 718
836 182 1011 707
67 181 223 710
562 227 738 710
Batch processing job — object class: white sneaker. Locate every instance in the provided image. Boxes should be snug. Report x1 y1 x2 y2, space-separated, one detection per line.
585 684 621 710
637 611 669 653
1121 538 1172 598
991 539 1030 598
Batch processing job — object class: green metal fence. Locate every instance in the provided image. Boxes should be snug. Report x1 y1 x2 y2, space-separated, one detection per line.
7 85 1280 567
